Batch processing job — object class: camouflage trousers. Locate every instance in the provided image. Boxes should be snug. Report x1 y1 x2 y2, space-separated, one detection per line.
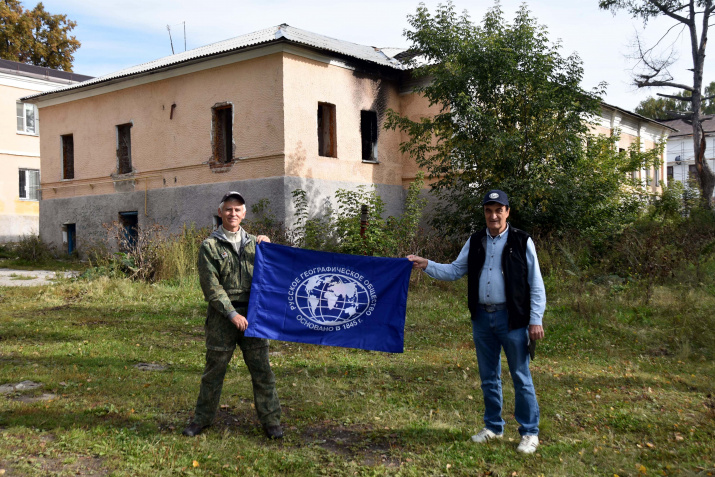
192 306 281 427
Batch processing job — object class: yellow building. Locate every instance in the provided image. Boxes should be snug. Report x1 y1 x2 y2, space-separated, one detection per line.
0 59 91 243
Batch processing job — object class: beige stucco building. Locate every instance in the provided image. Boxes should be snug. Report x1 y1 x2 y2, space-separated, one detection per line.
593 103 674 193
0 60 91 243
24 25 440 253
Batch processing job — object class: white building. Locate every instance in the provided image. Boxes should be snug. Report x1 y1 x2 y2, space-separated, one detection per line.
659 116 715 200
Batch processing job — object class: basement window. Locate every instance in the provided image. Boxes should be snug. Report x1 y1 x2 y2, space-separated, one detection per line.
117 123 133 174
360 110 378 162
212 104 233 163
62 134 74 179
317 102 337 157
118 211 138 251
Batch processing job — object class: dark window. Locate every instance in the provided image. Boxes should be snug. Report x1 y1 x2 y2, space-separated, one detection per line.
19 168 40 200
654 168 659 185
118 211 138 251
212 105 233 163
689 164 698 179
62 134 74 179
667 166 673 180
117 123 132 174
360 110 378 162
317 102 337 157
645 168 652 186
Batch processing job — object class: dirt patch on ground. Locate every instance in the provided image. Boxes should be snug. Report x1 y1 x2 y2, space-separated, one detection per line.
2 455 107 476
301 420 402 468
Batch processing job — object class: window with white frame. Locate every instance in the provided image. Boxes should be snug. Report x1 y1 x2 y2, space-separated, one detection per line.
17 102 38 135
19 168 40 200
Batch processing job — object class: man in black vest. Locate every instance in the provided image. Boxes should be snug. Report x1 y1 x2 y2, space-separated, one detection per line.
408 190 546 454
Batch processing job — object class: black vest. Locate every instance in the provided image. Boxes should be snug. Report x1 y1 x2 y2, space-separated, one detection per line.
467 226 531 330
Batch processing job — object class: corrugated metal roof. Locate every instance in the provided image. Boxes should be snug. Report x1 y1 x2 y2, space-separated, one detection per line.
23 24 407 101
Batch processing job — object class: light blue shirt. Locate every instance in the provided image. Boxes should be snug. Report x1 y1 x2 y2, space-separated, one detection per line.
424 225 546 326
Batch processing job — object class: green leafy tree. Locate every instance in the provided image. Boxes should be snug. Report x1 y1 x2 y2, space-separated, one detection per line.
0 0 80 71
635 81 715 119
385 2 658 236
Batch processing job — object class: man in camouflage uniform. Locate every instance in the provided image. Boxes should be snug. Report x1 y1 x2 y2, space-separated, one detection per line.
183 191 283 439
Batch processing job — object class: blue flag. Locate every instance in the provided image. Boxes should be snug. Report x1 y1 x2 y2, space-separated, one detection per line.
244 242 413 353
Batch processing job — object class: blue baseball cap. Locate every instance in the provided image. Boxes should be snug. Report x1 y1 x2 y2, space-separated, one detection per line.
482 189 509 207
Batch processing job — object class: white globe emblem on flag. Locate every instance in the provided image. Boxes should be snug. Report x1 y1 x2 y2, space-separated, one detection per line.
294 272 372 327
489 192 499 199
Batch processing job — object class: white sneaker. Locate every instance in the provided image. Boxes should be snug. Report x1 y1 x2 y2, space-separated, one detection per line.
471 428 503 443
516 435 539 454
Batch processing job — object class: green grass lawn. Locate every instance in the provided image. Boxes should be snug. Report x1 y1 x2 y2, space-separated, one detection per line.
0 272 713 476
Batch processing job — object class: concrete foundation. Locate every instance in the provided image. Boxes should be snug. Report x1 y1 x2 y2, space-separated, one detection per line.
39 177 407 255
0 214 39 243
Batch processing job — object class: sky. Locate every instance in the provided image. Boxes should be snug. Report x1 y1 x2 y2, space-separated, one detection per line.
38 0 715 112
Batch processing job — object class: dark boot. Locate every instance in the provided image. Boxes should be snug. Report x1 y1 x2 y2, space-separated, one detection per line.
182 422 208 437
263 423 283 439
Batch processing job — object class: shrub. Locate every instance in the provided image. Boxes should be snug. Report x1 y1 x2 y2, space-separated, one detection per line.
15 234 56 262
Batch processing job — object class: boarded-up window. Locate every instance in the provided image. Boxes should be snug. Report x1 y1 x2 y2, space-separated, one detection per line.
360 110 378 162
62 134 74 179
318 102 337 157
117 123 132 174
213 105 233 163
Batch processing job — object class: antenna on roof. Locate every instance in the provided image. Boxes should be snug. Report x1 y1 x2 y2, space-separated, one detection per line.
183 21 186 52
167 25 175 54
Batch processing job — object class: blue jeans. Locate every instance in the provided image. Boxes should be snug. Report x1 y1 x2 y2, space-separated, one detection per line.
471 307 539 436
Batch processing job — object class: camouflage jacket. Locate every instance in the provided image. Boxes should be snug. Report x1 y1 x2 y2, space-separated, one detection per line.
198 227 257 319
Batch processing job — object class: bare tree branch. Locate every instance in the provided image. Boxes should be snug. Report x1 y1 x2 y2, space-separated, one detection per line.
648 0 692 24
656 92 692 100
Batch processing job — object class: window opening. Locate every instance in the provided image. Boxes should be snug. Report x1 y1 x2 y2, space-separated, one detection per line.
118 211 138 251
17 102 38 134
212 105 233 163
317 102 337 157
360 110 378 162
117 124 132 174
19 168 40 200
62 134 74 179
689 164 698 180
667 166 673 180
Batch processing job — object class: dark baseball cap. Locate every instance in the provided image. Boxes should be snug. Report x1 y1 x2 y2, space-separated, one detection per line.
220 191 245 205
482 189 509 207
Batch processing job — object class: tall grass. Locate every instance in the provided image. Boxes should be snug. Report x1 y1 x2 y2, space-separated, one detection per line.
154 224 208 283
